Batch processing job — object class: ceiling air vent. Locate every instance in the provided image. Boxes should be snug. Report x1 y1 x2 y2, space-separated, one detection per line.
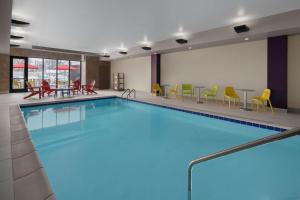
10 44 20 47
10 35 24 39
119 51 127 55
234 25 250 33
141 46 152 51
175 38 188 44
11 19 30 26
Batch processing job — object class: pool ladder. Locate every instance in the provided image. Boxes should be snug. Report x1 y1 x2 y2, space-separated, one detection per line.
121 89 136 99
187 127 300 200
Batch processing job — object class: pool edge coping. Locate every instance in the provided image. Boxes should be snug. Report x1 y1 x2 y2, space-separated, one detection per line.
19 95 290 131
125 98 289 132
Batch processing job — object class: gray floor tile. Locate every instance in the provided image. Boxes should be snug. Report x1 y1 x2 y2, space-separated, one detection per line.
0 158 12 182
12 138 35 159
0 180 14 200
13 151 42 180
14 168 53 200
0 145 11 161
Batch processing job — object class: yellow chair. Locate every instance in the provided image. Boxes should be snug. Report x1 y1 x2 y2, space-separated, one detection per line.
252 89 274 113
182 84 194 99
203 85 219 103
168 84 178 98
152 83 162 96
223 86 240 109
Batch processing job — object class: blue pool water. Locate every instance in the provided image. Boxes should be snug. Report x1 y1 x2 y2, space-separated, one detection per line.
22 98 300 200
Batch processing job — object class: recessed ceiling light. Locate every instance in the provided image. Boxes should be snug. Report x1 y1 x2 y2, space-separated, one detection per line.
139 36 152 46
118 43 127 53
238 8 245 16
174 27 189 38
10 39 26 44
244 37 249 41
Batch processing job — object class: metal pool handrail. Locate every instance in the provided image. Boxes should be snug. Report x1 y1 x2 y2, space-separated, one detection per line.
188 127 300 200
127 89 136 99
121 89 130 98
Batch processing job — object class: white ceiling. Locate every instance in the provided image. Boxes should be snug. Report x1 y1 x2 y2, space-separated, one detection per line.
11 0 300 55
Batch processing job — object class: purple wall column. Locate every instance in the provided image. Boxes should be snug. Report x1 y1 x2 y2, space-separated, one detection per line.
267 35 288 109
151 54 161 91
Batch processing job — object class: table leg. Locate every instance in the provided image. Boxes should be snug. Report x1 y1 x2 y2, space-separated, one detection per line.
197 88 203 104
163 87 168 98
240 91 252 111
243 91 247 109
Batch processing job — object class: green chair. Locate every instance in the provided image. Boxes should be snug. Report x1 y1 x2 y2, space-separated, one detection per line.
181 84 193 99
203 85 219 103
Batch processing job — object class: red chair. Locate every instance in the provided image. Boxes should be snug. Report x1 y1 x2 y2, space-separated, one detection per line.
24 82 41 99
82 80 97 95
42 80 56 97
71 79 81 95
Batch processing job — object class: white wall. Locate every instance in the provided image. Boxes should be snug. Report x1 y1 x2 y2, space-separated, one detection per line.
288 34 300 109
161 40 268 100
111 56 151 92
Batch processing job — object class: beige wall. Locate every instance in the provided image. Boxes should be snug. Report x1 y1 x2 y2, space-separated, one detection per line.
288 35 300 109
161 40 268 100
111 56 151 92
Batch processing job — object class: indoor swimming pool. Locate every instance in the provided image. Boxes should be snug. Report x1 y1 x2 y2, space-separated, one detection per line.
21 98 300 200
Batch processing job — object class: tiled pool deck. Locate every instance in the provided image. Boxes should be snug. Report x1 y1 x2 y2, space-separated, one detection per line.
1 90 300 200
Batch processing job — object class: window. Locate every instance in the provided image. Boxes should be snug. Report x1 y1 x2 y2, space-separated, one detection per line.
44 59 57 88
12 58 26 89
70 61 81 85
57 60 70 88
10 56 81 92
28 58 43 87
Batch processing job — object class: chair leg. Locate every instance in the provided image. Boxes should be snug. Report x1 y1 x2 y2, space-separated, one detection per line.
268 100 274 113
263 103 267 112
228 97 231 109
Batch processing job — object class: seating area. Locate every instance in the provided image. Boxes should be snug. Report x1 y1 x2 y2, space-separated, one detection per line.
23 79 98 99
151 83 274 113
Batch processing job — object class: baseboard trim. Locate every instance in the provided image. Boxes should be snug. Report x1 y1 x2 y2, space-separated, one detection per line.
288 107 300 113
